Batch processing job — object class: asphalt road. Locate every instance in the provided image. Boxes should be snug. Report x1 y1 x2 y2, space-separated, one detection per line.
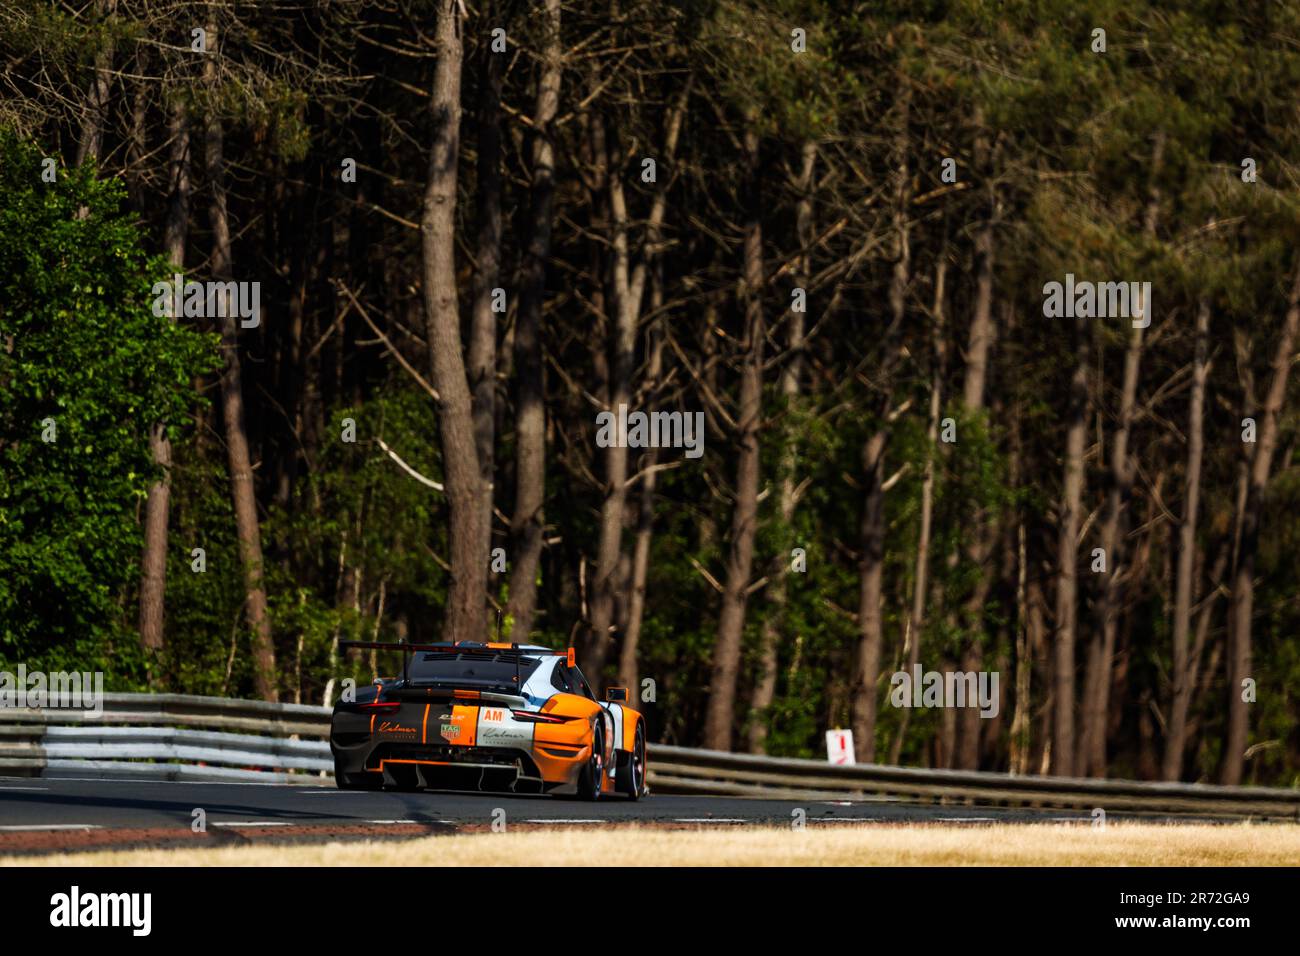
0 776 1036 829
0 775 1228 836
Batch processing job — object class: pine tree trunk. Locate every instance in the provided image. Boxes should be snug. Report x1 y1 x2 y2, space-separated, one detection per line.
138 98 190 653
1080 135 1162 776
703 122 764 752
888 251 946 764
849 91 910 763
471 22 504 616
76 0 117 166
952 114 996 771
421 0 487 644
747 140 815 754
1163 297 1210 780
505 0 561 640
204 23 278 701
618 271 665 695
1222 259 1300 783
1053 309 1089 776
587 146 638 677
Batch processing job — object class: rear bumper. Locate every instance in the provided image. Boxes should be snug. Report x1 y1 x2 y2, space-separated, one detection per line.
331 705 591 794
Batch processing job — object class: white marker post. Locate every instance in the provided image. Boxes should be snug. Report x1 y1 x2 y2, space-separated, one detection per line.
825 729 855 765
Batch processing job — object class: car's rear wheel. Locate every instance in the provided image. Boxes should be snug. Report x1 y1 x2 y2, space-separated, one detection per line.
577 720 605 801
618 723 646 800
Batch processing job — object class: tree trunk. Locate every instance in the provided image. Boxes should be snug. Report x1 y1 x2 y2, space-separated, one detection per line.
138 98 190 653
953 114 997 771
747 140 816 754
76 0 118 167
587 140 638 676
204 23 278 701
850 91 910 763
1221 259 1300 784
587 81 691 678
618 269 666 695
505 0 561 640
703 122 764 752
850 429 888 762
888 250 946 764
421 0 487 644
1079 305 1144 776
1053 308 1089 776
471 19 504 614
1080 134 1162 777
1163 297 1210 780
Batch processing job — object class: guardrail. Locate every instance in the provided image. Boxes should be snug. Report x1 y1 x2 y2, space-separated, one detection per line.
647 745 1300 818
1 694 1296 817
0 693 332 783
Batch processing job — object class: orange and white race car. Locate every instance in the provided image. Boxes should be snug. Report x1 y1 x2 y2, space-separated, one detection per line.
329 641 647 800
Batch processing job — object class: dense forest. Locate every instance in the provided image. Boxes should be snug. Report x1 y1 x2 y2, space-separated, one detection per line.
2 0 1299 787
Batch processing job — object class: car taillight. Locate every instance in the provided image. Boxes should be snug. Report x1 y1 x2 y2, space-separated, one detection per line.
358 701 401 713
511 710 573 724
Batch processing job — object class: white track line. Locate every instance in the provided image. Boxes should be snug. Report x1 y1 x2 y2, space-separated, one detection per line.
210 821 292 828
364 819 456 825
38 777 298 787
0 824 101 831
0 786 48 792
524 819 604 824
933 817 997 822
673 818 749 823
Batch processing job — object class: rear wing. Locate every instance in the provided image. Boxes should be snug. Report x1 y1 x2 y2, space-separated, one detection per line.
338 639 568 687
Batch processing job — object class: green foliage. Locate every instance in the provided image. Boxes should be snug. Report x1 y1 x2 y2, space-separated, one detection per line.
0 131 216 672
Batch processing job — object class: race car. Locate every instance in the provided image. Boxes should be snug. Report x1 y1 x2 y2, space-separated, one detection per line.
329 641 648 800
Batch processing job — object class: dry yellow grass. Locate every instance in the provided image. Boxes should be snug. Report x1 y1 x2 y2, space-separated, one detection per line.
6 822 1300 866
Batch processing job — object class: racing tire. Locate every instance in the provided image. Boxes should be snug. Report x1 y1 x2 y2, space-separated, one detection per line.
617 723 646 800
576 720 605 801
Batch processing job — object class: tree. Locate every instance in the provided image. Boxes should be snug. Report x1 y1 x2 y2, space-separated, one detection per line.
421 0 488 645
0 131 212 668
204 17 280 701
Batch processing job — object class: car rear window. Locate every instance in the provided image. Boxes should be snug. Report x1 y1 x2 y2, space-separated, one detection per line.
408 651 541 688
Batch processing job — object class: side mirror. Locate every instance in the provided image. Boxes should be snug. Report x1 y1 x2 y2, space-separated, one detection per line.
605 686 629 703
